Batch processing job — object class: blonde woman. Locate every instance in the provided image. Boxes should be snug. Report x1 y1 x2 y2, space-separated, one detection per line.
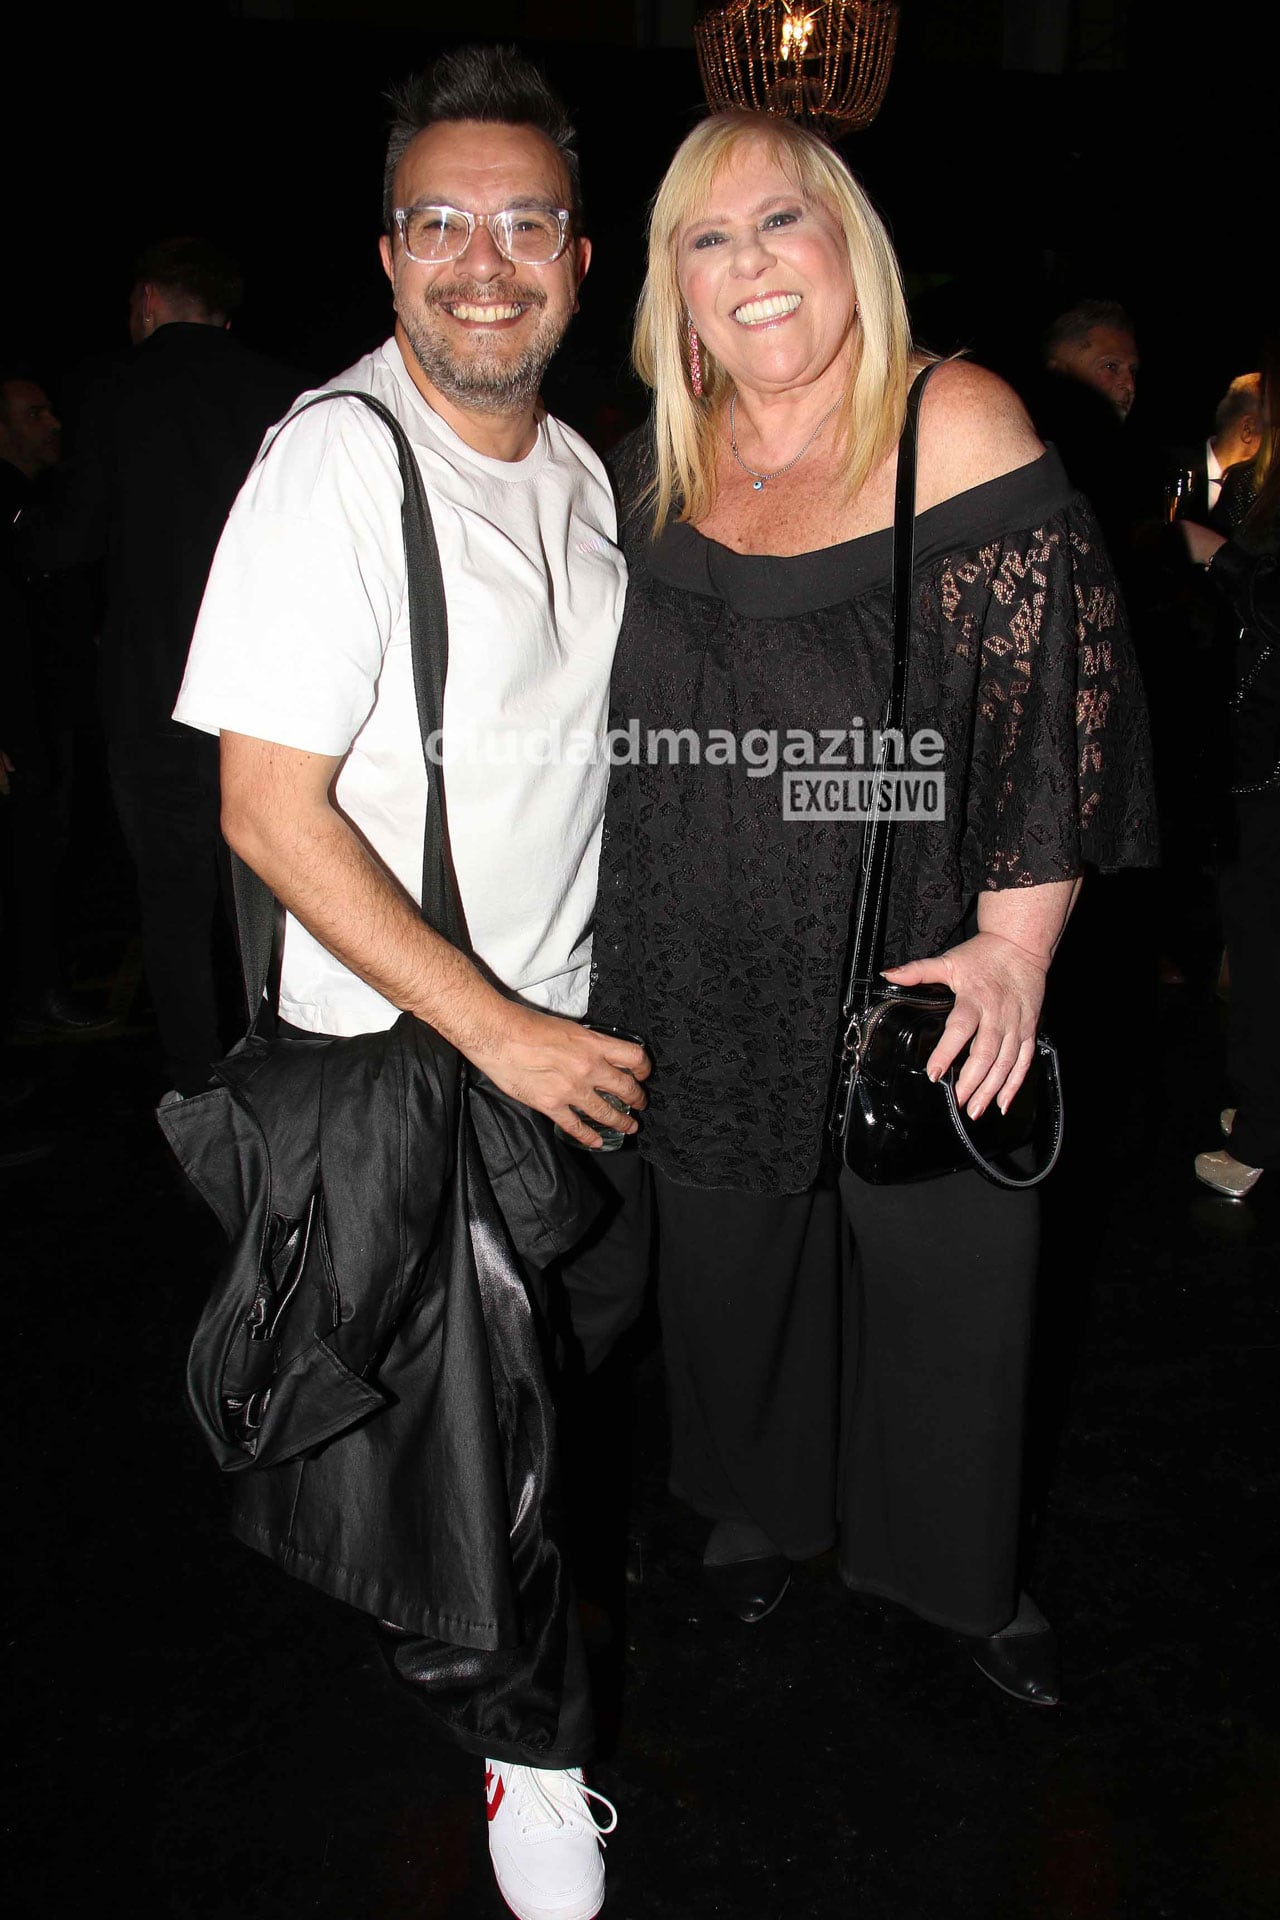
588 111 1155 1703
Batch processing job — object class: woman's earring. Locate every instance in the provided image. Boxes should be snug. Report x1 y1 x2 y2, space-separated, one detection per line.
687 318 703 398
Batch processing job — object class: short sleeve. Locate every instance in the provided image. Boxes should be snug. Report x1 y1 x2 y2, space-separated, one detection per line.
937 496 1158 893
173 397 405 754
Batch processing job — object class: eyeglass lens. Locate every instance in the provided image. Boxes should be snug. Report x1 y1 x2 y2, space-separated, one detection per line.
401 207 564 265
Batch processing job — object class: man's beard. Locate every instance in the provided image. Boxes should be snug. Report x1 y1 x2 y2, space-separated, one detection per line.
398 279 568 415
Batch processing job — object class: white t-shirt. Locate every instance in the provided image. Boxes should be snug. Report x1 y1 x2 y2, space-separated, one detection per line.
175 340 626 1036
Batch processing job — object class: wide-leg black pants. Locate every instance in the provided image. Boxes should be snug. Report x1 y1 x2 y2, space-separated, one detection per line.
573 1154 1040 1639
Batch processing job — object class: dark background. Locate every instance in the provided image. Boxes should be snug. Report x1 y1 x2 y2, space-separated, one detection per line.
2 1 1270 445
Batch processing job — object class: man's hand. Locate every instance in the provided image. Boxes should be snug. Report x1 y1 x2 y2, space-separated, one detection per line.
220 732 649 1140
469 1005 650 1148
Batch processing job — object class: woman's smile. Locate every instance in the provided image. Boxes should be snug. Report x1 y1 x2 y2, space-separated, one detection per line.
731 293 803 326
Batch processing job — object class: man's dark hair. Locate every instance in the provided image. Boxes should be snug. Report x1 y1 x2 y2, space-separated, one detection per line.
131 236 244 321
1043 298 1134 362
0 364 43 419
382 44 581 231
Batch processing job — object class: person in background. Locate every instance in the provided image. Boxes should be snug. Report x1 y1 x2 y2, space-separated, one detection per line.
1032 298 1156 574
1173 372 1262 527
1 369 107 1036
1044 298 1140 423
26 239 299 1094
1182 339 1280 1199
1036 303 1199 984
1213 371 1270 534
0 375 61 483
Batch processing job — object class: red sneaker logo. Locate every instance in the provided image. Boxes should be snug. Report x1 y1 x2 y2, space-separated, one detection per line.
485 1765 505 1822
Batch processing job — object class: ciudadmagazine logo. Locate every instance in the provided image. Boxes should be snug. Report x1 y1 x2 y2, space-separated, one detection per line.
422 720 946 821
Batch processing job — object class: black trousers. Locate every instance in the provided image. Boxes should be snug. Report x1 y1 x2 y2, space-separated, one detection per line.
1221 796 1280 1169
588 1154 1039 1639
109 729 232 1095
383 1588 595 1770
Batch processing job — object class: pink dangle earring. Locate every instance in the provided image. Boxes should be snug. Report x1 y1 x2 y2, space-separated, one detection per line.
687 317 703 398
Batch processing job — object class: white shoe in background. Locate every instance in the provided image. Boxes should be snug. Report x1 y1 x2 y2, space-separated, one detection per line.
485 1760 616 1920
1195 1148 1264 1199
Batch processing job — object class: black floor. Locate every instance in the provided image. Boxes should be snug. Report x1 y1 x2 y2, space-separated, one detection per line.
5 920 1278 1920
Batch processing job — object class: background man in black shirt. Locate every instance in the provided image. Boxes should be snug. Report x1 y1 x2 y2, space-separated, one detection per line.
31 238 298 1093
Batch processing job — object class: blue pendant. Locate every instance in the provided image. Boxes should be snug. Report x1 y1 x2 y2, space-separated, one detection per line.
752 478 764 490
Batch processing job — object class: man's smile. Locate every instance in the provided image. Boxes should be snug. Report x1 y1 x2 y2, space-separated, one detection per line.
443 300 528 326
426 285 547 331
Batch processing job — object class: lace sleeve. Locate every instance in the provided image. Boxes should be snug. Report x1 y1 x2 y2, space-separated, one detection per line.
934 495 1158 894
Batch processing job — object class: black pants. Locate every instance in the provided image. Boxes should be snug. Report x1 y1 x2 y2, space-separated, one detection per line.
109 729 232 1094
1222 796 1280 1169
382 1585 595 1770
602 1156 1039 1638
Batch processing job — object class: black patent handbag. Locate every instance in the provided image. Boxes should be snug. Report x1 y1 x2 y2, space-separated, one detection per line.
829 369 1064 1191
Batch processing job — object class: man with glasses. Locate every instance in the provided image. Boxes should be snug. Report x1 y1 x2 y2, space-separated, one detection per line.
175 45 645 1920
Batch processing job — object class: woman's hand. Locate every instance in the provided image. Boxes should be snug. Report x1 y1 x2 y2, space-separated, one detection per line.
881 932 1048 1119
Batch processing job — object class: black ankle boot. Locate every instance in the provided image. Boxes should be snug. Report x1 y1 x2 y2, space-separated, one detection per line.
702 1521 790 1624
965 1592 1059 1706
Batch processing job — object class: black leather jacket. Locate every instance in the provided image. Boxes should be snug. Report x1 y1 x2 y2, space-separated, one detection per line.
161 1014 596 1758
1212 539 1280 794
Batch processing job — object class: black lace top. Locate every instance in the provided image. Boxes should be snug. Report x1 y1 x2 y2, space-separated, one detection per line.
589 446 1157 1192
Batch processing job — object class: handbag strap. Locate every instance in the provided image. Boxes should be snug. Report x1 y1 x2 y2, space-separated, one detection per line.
840 363 935 1023
941 1036 1065 1189
231 387 471 1021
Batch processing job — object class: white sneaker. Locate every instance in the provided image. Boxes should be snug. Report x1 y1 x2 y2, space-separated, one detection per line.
485 1760 616 1920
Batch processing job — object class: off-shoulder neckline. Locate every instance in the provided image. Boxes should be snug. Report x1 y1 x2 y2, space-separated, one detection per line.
671 447 1069 563
641 446 1081 616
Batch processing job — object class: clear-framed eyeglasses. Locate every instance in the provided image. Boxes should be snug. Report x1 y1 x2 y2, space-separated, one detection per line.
393 203 572 267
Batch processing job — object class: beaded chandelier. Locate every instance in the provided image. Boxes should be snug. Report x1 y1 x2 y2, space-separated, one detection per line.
695 1 901 137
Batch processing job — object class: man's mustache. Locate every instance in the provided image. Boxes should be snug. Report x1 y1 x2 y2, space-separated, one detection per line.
423 281 548 311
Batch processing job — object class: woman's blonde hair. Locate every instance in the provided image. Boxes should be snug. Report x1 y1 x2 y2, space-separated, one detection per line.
633 110 917 532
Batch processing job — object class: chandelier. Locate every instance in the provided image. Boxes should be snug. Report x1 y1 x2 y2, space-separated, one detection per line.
695 1 901 137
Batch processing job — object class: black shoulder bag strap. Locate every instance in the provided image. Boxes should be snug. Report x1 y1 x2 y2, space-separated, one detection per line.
835 364 1064 1190
230 388 472 1028
838 362 934 1025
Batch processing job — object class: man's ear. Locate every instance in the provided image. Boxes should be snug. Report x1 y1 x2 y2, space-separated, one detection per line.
571 235 592 315
379 233 395 288
1241 412 1262 451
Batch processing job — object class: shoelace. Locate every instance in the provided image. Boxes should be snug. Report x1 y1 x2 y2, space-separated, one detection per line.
506 1766 619 1844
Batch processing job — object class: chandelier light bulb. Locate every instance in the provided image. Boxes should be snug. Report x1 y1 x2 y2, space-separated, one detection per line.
696 1 900 137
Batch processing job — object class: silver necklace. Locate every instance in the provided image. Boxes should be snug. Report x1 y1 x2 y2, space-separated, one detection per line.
729 391 840 490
